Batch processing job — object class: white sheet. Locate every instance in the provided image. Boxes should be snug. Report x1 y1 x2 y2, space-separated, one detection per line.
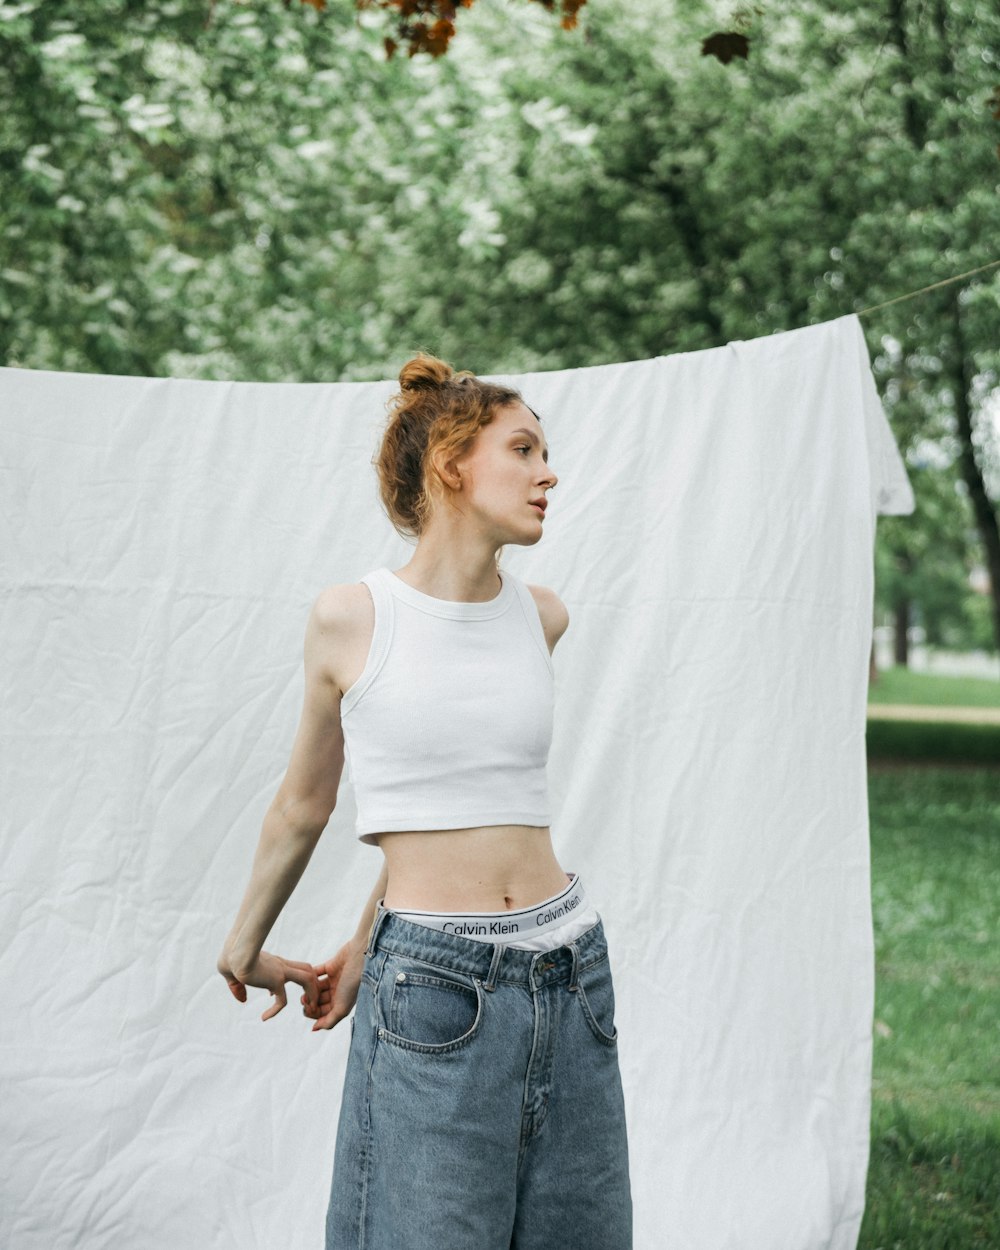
0 313 914 1250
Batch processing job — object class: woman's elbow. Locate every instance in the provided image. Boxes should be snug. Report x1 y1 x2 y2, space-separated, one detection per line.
272 791 337 837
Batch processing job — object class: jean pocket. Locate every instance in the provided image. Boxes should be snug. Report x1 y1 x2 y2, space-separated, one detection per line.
576 956 618 1046
381 962 484 1054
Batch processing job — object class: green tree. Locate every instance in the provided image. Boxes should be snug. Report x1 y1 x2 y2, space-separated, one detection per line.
1 0 997 654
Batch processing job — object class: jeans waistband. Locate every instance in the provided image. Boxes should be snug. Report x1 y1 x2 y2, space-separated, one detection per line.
365 899 608 991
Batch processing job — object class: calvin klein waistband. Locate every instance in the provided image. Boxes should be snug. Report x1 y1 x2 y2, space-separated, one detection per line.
386 872 589 943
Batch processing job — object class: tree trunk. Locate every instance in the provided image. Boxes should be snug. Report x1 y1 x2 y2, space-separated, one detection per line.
947 289 1000 652
887 0 928 148
889 0 1000 655
893 596 910 666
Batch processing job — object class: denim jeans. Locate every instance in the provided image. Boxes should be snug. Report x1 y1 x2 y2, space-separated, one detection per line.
325 906 633 1249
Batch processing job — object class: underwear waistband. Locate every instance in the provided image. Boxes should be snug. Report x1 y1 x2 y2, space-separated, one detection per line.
386 872 589 943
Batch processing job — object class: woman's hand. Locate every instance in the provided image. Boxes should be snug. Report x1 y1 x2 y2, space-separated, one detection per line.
301 938 367 1032
218 948 320 1023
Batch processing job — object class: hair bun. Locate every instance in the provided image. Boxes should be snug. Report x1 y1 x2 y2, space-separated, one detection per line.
398 351 455 393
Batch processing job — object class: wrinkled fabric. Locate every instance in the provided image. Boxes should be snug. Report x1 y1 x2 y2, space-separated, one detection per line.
0 313 913 1250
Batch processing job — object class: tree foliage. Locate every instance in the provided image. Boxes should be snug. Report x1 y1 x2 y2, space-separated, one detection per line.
1 0 998 652
281 0 589 61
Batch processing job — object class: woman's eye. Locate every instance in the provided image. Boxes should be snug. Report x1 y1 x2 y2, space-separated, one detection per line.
515 445 531 455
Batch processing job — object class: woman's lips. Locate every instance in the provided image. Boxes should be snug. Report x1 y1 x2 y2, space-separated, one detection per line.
530 504 545 517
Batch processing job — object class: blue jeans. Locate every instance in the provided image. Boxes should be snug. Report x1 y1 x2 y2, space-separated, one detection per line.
325 907 633 1249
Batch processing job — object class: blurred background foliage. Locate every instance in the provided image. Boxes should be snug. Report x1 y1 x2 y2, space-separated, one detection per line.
1 0 998 663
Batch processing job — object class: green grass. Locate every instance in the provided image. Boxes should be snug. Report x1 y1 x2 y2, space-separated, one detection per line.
868 666 1000 708
859 765 1000 1248
865 666 1000 764
866 720 1000 765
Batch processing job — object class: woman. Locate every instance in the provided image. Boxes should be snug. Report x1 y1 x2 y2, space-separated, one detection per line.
217 353 632 1249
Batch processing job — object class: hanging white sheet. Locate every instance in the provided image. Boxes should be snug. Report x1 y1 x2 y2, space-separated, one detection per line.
0 312 914 1250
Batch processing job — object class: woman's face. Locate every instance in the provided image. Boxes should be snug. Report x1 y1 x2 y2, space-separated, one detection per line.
447 401 558 544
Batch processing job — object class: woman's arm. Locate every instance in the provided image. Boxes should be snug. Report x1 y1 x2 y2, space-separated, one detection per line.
217 589 349 1020
302 858 389 1031
219 802 328 977
215 802 330 1022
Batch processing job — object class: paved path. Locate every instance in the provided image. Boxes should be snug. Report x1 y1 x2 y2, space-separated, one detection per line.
867 703 1000 725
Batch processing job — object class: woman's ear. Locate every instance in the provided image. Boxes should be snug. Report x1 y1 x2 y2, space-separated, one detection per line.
430 447 464 495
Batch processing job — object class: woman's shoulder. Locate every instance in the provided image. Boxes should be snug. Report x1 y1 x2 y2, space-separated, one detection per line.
521 580 570 652
310 578 375 625
305 580 379 699
306 580 378 663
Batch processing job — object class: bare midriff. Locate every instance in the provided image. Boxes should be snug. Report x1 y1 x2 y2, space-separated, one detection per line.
376 825 571 913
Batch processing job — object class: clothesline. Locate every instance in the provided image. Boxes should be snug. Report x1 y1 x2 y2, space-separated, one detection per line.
855 257 1000 316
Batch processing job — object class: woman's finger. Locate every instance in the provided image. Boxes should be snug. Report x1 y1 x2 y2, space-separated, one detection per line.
285 963 320 1013
301 992 325 1018
311 1005 342 1032
261 987 287 1022
303 985 331 1017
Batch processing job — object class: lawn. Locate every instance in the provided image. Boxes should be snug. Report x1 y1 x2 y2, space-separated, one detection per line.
865 666 1000 765
859 763 999 1248
868 666 1000 709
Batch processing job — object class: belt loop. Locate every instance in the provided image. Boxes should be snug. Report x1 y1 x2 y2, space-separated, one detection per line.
366 901 389 956
483 943 504 992
567 940 580 992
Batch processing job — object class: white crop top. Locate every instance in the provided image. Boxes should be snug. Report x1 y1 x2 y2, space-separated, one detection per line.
340 566 554 844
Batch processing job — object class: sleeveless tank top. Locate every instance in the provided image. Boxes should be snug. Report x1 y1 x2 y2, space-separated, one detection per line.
340 566 554 844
